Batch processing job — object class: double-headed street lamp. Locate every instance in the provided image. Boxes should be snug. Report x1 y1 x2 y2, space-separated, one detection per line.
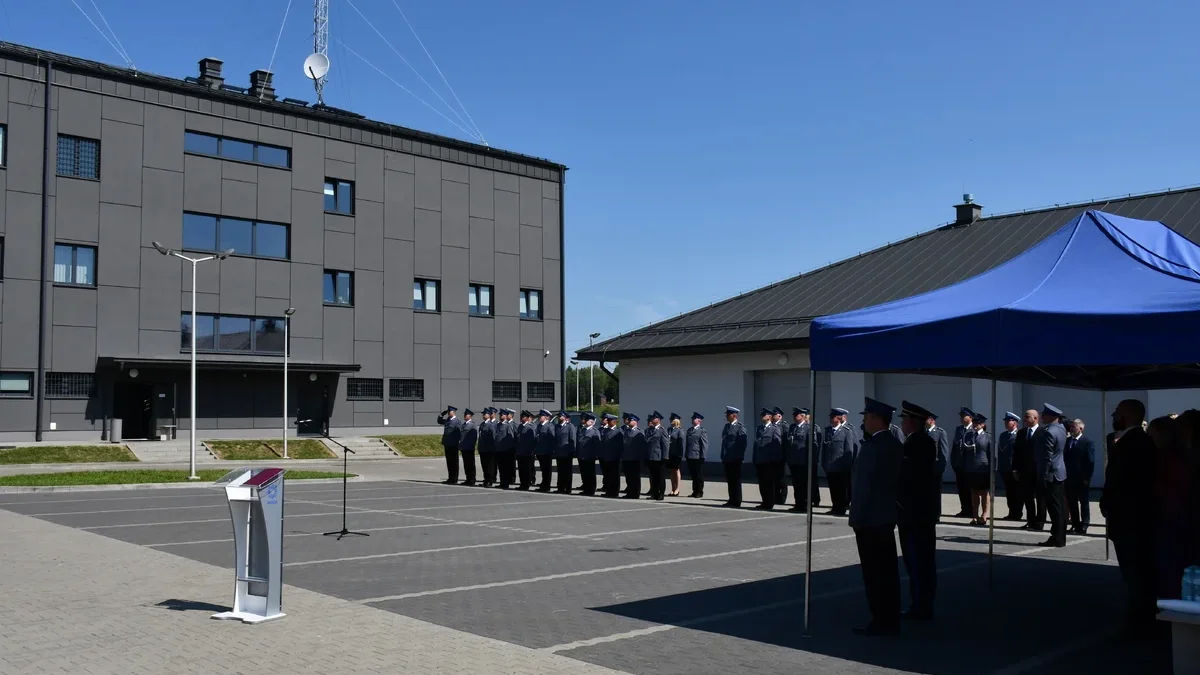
283 308 296 459
589 332 601 411
152 241 233 481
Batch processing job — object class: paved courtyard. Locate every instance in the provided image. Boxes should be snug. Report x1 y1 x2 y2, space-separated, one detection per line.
0 465 1172 674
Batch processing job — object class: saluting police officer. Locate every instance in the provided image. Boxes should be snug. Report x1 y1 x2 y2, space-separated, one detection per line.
851 398 904 636
554 411 577 494
685 412 707 498
928 414 950 522
721 406 748 508
458 409 478 487
516 410 537 490
754 408 784 510
495 408 517 489
667 413 685 497
535 409 556 492
785 407 822 513
823 407 856 516
601 414 624 497
437 406 463 485
644 412 669 500
897 400 939 621
478 408 497 487
577 412 601 496
621 414 646 499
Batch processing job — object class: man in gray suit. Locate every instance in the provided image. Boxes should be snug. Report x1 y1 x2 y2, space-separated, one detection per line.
851 397 904 636
1035 403 1069 548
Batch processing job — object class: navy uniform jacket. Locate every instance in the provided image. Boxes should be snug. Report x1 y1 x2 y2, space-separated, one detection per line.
996 429 1016 474
685 425 708 460
603 426 625 462
962 429 990 473
535 421 556 456
458 419 478 452
785 421 822 466
849 429 903 528
554 421 577 459
1064 435 1096 482
516 421 537 457
578 424 601 460
720 422 748 463
950 424 971 471
753 423 784 464
929 426 950 477
477 420 495 454
897 429 940 524
644 424 669 461
622 425 647 462
821 424 856 473
494 420 514 453
668 426 685 460
438 413 463 448
1035 422 1068 483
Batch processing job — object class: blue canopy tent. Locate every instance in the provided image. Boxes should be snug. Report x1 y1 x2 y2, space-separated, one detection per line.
795 210 1200 634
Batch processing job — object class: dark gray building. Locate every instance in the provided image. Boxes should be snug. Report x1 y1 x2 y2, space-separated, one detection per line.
0 42 566 441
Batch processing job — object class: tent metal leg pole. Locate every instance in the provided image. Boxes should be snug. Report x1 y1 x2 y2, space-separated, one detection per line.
802 368 816 638
988 378 996 590
1101 390 1109 561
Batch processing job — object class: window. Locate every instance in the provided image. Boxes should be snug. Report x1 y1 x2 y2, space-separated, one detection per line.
184 131 291 168
53 244 96 286
56 135 100 179
519 289 542 320
413 278 439 312
389 378 424 401
46 373 95 399
323 270 354 306
0 372 32 397
527 382 555 402
347 377 383 401
182 213 289 259
0 124 8 167
324 179 354 214
181 313 284 354
468 284 493 316
492 380 521 402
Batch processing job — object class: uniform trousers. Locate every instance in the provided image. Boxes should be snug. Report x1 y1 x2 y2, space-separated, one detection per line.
686 458 705 497
459 448 477 484
1066 478 1091 528
497 451 515 488
775 461 788 505
480 452 497 486
953 470 971 514
577 457 597 495
827 470 852 513
600 460 620 496
854 524 901 629
1020 473 1044 527
898 520 937 614
621 460 642 496
1000 471 1021 518
788 460 820 508
516 455 535 488
1040 479 1067 545
555 456 574 493
756 462 782 509
723 461 743 506
442 445 459 483
646 460 665 499
537 455 553 490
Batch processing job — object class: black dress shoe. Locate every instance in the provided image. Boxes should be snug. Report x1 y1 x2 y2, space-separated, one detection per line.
789 506 807 513
954 510 971 518
1037 539 1066 548
900 609 933 621
443 479 458 485
1004 514 1023 521
853 623 899 636
463 481 476 487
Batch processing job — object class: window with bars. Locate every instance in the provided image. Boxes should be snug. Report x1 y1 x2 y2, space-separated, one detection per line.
183 131 291 168
57 135 100 179
468 284 493 316
46 372 95 399
389 378 424 401
527 382 555 402
347 377 383 401
492 380 521 402
519 289 542 320
0 372 32 398
53 244 96 286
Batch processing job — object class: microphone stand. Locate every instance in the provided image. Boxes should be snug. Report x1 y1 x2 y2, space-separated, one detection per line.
300 421 367 540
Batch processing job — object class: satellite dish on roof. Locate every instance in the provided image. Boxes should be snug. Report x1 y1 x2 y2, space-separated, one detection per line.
303 53 330 80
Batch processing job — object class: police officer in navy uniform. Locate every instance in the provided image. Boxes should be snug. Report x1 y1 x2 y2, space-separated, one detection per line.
685 412 708 498
823 407 856 516
928 414 950 522
786 407 822 513
458 409 478 486
721 406 748 508
897 400 939 621
535 409 555 492
621 413 646 499
477 408 497 487
997 412 1021 519
644 411 669 500
577 412 601 496
754 408 784 510
851 398 904 636
1036 403 1069 547
554 411 577 494
601 414 624 497
667 413 685 497
771 407 790 505
495 408 516 489
1064 418 1096 534
950 407 974 517
515 410 537 490
437 406 463 485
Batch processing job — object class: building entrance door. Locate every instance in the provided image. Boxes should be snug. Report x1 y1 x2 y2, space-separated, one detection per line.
296 381 329 435
114 382 154 440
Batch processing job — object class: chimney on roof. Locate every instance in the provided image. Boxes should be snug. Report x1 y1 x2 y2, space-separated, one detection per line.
249 70 276 101
197 58 224 89
954 193 982 226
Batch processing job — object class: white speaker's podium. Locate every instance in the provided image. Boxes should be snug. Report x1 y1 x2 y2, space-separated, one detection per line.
212 467 286 624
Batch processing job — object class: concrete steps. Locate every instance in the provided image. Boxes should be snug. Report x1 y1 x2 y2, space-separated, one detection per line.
321 437 399 460
125 440 217 463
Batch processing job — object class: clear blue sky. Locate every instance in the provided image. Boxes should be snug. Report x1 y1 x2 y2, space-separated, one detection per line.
15 0 1200 358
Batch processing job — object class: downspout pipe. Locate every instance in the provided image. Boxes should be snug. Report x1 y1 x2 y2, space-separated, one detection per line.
35 61 52 442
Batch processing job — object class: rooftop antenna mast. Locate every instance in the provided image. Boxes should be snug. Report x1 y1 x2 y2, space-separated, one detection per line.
305 0 331 105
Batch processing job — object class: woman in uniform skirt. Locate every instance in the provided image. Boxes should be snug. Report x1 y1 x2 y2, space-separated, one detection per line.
667 413 685 497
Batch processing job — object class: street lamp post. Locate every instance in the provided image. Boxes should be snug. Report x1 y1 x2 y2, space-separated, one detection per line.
152 241 233 480
283 308 296 459
570 360 579 409
588 333 600 411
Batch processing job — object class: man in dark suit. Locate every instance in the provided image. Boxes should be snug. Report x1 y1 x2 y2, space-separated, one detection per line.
437 406 463 485
1064 418 1096 534
1101 399 1158 634
950 407 974 517
754 408 784 510
720 406 748 508
1035 403 1069 548
1013 409 1041 528
897 400 940 620
850 397 904 636
997 412 1021 519
785 407 821 512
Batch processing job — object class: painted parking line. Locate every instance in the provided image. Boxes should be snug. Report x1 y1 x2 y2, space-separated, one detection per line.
355 533 859 604
538 535 1104 654
0 481 447 506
